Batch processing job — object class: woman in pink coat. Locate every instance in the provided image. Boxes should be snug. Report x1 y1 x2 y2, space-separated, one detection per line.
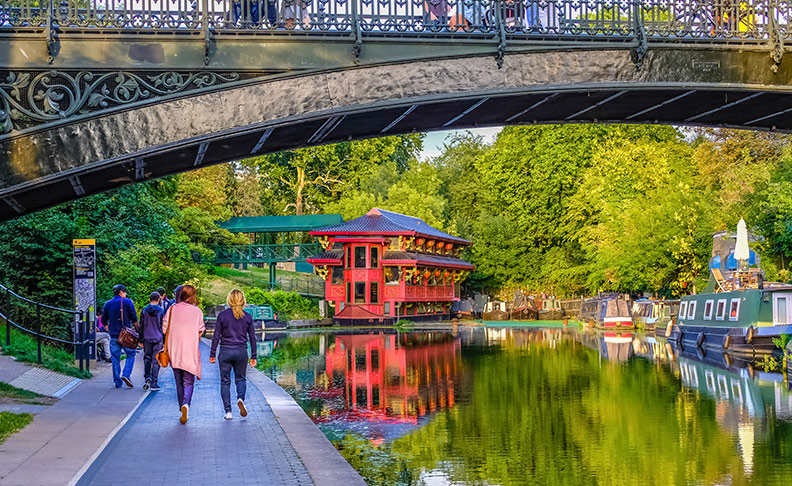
163 284 205 424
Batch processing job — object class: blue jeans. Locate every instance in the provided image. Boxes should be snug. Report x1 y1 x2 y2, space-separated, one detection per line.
110 337 137 388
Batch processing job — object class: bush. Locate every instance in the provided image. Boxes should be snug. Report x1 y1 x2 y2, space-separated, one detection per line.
244 289 319 321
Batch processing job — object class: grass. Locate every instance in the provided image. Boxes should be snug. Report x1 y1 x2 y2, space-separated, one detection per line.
0 382 45 402
0 412 33 444
202 265 323 307
0 323 91 379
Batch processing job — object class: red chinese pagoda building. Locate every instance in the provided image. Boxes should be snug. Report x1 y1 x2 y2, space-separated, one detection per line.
306 208 474 324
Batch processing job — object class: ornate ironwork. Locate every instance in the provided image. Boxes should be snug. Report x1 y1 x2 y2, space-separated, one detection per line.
0 71 241 133
1 0 790 40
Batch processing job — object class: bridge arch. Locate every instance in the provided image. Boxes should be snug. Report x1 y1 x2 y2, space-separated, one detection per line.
1 46 792 219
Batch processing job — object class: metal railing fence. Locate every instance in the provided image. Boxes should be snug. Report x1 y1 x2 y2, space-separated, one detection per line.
0 283 91 372
0 0 789 44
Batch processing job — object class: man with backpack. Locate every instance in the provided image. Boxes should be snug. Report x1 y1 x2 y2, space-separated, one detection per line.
140 291 165 391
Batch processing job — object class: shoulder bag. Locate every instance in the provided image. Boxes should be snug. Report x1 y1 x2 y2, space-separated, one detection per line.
156 308 172 368
116 299 140 349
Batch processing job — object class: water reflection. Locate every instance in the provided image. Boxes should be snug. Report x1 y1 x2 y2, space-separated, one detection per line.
262 328 792 486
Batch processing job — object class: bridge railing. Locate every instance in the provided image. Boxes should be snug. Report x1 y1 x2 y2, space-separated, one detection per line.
0 282 92 372
214 242 322 264
0 0 789 44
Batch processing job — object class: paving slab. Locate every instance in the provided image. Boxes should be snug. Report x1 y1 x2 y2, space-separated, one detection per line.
0 349 146 486
8 368 81 398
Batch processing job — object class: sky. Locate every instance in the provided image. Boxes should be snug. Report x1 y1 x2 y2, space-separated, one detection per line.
419 126 503 160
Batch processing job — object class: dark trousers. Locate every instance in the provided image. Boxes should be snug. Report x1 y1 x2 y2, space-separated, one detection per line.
173 368 195 407
143 341 163 385
219 346 249 413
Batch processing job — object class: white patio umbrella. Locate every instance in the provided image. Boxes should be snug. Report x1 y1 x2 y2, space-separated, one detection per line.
734 218 750 262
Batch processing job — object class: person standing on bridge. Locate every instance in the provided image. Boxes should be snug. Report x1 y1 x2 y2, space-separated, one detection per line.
163 284 205 424
209 289 258 420
102 284 139 388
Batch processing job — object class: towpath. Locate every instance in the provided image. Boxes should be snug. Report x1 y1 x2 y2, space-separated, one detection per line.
1 342 365 486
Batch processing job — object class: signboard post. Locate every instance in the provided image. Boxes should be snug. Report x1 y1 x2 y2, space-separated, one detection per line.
73 239 96 365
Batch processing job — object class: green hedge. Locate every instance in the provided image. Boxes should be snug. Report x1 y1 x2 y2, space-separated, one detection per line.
244 289 319 321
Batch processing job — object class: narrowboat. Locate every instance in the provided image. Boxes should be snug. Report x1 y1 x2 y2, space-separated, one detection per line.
538 297 563 320
669 287 792 356
632 299 680 334
451 298 476 320
560 298 582 319
510 293 538 321
482 301 510 321
578 294 633 329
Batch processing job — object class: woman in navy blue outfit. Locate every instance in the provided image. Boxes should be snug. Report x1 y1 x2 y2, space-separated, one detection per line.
209 289 258 420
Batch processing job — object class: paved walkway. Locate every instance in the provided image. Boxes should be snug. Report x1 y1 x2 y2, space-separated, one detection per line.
75 342 364 486
0 354 146 486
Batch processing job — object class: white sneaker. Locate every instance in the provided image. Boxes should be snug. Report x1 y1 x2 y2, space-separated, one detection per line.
180 404 189 424
237 398 248 417
224 412 233 420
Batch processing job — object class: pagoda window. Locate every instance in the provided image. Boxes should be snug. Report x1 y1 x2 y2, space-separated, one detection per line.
384 266 399 285
354 282 366 303
384 302 390 315
346 282 352 303
332 266 344 285
346 247 352 268
354 247 366 268
370 282 379 304
370 247 379 268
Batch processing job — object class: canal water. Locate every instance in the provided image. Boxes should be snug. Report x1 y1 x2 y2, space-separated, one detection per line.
260 327 792 485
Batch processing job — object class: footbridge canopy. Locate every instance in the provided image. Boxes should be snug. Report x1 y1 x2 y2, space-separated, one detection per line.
2 0 792 218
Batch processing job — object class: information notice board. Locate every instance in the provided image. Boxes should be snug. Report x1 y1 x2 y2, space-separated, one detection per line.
73 239 96 360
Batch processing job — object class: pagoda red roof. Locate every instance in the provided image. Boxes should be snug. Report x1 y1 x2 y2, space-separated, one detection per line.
310 208 469 245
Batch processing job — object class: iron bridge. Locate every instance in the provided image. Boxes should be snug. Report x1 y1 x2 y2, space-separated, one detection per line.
2 0 792 218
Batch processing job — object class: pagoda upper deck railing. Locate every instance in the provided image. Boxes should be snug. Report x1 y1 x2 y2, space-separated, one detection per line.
0 0 789 46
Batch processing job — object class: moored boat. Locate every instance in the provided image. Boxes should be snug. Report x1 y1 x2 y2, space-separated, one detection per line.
510 292 538 320
451 298 476 320
538 297 563 320
579 293 633 329
560 298 582 319
482 300 510 321
632 299 679 334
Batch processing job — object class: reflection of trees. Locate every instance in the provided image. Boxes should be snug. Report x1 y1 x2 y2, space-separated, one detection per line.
390 342 740 486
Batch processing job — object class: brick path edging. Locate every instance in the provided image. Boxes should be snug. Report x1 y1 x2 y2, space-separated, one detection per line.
246 364 367 485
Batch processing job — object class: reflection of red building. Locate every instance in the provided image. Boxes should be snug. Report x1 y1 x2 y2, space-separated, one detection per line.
307 208 474 323
322 333 460 423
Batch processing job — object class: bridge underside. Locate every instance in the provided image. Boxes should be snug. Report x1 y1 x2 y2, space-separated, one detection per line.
1 47 792 219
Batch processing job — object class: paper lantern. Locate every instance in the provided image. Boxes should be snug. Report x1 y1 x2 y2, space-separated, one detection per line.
445 243 453 250
427 240 435 247
434 270 441 277
416 238 425 245
424 270 431 278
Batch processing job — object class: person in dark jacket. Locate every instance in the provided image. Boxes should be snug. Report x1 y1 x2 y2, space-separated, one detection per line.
102 284 139 388
209 289 257 420
139 292 165 391
157 287 174 312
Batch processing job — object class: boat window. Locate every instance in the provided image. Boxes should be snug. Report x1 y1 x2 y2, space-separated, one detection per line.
679 301 688 319
687 301 697 320
716 299 727 320
332 266 344 285
773 294 792 325
703 300 714 320
354 282 366 303
354 247 366 268
384 302 390 315
729 299 740 321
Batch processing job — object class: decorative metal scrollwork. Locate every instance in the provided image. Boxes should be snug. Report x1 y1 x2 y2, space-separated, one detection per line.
0 71 241 134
